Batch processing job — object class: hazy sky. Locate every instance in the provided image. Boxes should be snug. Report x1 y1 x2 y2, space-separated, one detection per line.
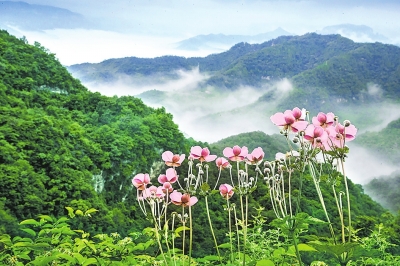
5 0 400 65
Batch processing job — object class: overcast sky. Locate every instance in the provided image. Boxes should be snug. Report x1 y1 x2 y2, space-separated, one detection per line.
5 0 400 65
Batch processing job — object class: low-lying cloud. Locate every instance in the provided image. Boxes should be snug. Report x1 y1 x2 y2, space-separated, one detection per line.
86 67 208 96
82 71 400 185
82 68 289 142
345 144 400 184
9 28 219 65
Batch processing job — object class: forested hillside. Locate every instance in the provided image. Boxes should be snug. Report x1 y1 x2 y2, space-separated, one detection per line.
0 29 188 235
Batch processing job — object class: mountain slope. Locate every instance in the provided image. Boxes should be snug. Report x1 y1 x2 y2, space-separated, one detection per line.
69 33 400 100
0 29 187 234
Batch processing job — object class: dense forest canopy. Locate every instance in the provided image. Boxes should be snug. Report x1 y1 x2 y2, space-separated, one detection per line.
0 29 188 235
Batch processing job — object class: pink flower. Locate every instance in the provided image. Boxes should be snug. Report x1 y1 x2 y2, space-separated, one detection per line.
132 173 150 191
304 125 328 148
292 107 306 121
155 186 166 199
162 151 185 167
190 146 217 162
270 108 308 133
162 182 174 193
170 191 198 207
219 184 234 199
158 168 178 184
142 186 165 199
141 185 157 199
327 123 358 148
246 147 264 165
216 157 230 170
312 112 335 128
223 145 248 161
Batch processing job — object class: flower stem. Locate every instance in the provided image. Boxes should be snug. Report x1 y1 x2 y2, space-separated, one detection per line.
205 196 222 263
152 215 168 266
233 205 240 256
340 158 352 242
189 205 193 266
243 195 248 266
308 163 336 242
172 214 177 266
182 207 186 266
227 199 234 263
290 228 303 266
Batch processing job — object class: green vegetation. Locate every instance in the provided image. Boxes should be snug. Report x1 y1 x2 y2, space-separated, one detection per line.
1 29 400 264
0 29 187 236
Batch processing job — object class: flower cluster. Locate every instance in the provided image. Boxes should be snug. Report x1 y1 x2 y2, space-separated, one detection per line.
129 106 359 266
132 144 267 214
271 108 357 150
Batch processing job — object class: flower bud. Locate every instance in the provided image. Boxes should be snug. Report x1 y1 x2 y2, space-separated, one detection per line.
343 120 351 127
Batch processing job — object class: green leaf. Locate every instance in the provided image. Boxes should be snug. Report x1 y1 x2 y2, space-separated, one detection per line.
174 226 190 237
286 244 316 257
256 259 275 266
201 255 220 261
38 215 53 222
75 210 84 216
297 243 317 252
272 247 286 258
84 208 98 217
310 242 359 257
72 253 85 263
20 219 39 226
305 216 327 225
0 235 12 246
13 242 33 247
65 207 75 218
82 258 98 266
16 253 31 261
132 243 146 251
217 243 231 249
56 217 70 224
20 228 36 237
56 253 76 263
30 255 58 265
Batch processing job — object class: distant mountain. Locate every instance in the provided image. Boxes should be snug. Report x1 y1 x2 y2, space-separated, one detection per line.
364 171 400 213
0 1 92 31
318 24 389 43
175 27 292 51
356 117 400 164
69 33 400 108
